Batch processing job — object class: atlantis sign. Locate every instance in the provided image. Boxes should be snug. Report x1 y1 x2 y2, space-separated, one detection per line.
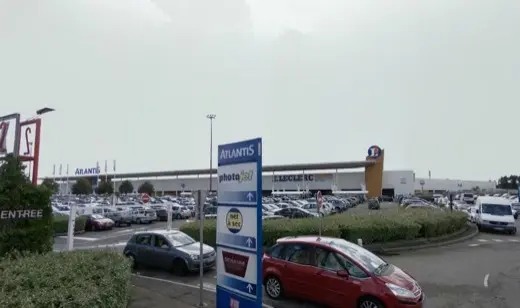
75 167 100 176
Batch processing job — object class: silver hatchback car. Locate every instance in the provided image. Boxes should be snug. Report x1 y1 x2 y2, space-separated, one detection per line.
123 229 216 275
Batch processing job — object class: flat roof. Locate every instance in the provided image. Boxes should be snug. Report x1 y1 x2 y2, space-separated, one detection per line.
46 160 374 181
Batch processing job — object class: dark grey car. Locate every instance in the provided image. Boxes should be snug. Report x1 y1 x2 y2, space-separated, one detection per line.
123 230 216 275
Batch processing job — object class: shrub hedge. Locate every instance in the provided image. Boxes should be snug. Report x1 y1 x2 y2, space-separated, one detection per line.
53 215 88 234
0 154 54 258
180 208 468 247
0 250 132 308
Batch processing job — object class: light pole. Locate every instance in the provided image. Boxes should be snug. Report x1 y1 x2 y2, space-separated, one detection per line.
207 114 216 194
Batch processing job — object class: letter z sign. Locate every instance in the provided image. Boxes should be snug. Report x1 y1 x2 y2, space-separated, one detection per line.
0 122 9 154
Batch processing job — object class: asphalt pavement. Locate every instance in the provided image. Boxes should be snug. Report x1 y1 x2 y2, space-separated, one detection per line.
53 220 189 251
53 205 520 307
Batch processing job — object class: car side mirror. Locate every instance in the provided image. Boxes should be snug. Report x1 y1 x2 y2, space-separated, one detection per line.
337 270 349 278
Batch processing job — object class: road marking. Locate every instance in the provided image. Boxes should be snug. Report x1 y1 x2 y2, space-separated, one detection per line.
484 274 489 287
114 229 134 234
492 239 503 242
468 243 480 247
477 239 488 242
59 236 98 241
198 282 217 292
508 239 519 242
132 274 275 308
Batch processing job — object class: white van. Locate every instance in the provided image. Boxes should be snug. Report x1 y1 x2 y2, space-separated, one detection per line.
475 196 516 235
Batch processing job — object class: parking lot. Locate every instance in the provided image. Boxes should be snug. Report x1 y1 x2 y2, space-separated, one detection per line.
53 203 520 308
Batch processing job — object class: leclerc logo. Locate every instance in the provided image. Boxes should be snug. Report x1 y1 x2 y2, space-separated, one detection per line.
219 144 255 160
219 170 253 183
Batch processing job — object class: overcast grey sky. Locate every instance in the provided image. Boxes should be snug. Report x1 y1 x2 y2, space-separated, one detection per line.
0 0 518 181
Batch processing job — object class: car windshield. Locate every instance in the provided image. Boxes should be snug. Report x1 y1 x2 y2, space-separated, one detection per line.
463 194 473 198
166 232 196 247
329 239 386 273
91 214 104 219
481 203 512 216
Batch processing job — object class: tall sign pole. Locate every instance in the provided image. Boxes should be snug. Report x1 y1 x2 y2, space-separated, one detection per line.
316 190 323 237
112 160 117 206
65 164 69 195
216 138 263 308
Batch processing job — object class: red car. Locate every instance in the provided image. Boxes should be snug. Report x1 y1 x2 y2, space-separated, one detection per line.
85 214 114 231
262 236 424 308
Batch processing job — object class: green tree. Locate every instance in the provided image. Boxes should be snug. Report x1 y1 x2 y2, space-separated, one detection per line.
40 178 59 194
0 154 53 258
119 180 134 194
95 181 113 195
497 175 520 189
137 181 154 195
71 178 93 195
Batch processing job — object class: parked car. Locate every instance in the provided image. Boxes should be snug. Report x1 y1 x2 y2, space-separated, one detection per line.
104 209 132 227
128 206 155 224
368 198 381 210
84 214 114 231
149 205 168 221
172 204 192 219
273 207 318 219
204 206 217 219
512 202 520 220
262 236 424 308
123 229 216 275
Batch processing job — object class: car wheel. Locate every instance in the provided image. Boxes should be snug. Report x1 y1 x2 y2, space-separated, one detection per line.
172 258 188 276
510 228 517 235
264 276 283 299
358 297 385 308
92 224 97 231
136 218 141 224
176 214 181 220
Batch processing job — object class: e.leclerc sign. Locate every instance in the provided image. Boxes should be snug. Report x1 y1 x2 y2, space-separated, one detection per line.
216 138 263 308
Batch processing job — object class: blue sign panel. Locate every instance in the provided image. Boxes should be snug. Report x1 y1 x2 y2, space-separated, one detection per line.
216 138 262 308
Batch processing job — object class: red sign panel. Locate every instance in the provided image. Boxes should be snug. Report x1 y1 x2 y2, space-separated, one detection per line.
141 193 150 203
222 251 249 278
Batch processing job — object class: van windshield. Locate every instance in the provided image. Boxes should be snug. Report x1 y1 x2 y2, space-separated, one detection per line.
481 204 512 216
463 194 473 198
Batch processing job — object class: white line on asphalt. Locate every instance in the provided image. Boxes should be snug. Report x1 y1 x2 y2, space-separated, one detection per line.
468 244 480 247
484 274 489 287
115 229 134 234
59 236 98 241
477 239 488 242
198 282 217 292
492 239 503 242
508 239 519 242
132 274 275 308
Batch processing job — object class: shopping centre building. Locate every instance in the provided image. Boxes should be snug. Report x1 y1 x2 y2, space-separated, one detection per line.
50 145 496 197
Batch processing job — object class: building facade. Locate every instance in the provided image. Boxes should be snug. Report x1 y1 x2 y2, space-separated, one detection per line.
58 170 415 196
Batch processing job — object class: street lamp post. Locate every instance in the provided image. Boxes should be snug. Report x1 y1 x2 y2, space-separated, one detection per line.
206 114 216 193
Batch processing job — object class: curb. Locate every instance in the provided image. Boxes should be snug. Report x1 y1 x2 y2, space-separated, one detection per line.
365 224 479 254
53 230 85 237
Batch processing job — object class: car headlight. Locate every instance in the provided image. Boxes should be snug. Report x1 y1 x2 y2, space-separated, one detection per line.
190 254 199 260
386 283 415 298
